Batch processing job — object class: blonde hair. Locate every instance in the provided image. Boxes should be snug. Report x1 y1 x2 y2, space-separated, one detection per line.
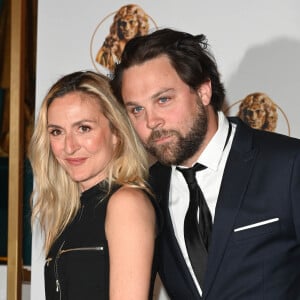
29 71 150 254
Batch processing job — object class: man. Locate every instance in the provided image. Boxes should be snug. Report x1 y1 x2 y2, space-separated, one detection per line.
111 28 300 299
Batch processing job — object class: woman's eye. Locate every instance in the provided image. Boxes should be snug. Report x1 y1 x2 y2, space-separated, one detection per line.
49 129 61 136
79 125 91 133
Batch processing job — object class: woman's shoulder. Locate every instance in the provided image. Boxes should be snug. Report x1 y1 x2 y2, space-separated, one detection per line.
108 186 154 213
108 185 163 235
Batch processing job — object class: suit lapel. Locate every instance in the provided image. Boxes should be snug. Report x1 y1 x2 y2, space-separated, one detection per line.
150 163 202 297
203 118 258 298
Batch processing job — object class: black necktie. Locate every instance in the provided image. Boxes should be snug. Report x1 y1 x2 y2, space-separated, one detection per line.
177 163 212 288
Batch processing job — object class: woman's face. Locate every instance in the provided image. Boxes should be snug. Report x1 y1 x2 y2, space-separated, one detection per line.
47 92 118 191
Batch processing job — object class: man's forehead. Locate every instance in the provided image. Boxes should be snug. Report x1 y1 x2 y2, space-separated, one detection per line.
123 88 175 105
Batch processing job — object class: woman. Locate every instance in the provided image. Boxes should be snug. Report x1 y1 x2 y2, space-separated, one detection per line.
29 71 160 299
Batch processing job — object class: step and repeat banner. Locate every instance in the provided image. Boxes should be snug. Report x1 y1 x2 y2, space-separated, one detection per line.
32 1 300 299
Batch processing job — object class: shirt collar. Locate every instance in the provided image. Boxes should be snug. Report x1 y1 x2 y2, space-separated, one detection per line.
198 111 230 171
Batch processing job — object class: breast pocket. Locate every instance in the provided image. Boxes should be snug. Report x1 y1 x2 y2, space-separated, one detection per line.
233 218 281 243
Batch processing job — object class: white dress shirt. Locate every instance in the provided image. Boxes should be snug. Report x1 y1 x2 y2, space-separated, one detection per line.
169 111 236 295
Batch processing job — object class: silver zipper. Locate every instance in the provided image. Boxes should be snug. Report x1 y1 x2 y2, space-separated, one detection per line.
59 246 104 255
55 279 60 292
53 243 104 298
54 241 65 298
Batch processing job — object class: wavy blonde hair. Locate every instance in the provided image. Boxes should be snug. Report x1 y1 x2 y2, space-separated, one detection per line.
29 71 150 254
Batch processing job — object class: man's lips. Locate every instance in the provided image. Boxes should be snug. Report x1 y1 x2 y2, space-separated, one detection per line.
152 134 173 145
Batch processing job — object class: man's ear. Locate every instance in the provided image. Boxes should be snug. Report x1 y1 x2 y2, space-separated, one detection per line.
197 80 212 106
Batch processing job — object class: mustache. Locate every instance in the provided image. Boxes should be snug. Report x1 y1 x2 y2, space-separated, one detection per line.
148 129 178 143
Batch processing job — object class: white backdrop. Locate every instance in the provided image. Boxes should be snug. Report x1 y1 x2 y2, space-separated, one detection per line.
32 1 300 299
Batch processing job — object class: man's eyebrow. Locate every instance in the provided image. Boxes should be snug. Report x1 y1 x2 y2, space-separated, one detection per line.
151 88 174 100
125 88 175 107
125 101 140 107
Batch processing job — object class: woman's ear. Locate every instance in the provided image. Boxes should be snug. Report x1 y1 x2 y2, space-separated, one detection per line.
197 80 212 106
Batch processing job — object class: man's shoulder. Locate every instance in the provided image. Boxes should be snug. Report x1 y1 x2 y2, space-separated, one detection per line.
150 161 171 174
230 116 300 145
149 162 172 192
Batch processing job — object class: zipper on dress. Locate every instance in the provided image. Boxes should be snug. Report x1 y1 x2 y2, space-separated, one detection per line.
55 279 60 292
53 243 104 298
54 241 65 298
59 246 104 254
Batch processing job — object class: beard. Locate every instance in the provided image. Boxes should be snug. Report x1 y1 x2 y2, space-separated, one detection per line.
145 101 208 166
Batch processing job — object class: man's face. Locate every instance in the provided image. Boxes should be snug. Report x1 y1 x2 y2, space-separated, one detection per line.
120 55 210 166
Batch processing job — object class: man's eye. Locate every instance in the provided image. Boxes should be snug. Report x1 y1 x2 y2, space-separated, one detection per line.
132 106 144 114
159 97 169 104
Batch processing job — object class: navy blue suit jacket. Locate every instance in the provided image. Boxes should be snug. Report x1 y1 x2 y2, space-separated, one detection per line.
150 117 300 299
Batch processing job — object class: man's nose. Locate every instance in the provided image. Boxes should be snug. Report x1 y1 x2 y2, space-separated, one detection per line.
146 110 164 130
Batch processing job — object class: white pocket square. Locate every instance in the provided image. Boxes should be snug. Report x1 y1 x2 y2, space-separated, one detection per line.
234 217 279 232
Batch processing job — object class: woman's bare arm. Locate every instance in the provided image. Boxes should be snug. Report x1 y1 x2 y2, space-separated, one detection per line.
106 186 156 300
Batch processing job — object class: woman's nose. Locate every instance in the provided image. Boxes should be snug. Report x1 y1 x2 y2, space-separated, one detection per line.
64 133 80 154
